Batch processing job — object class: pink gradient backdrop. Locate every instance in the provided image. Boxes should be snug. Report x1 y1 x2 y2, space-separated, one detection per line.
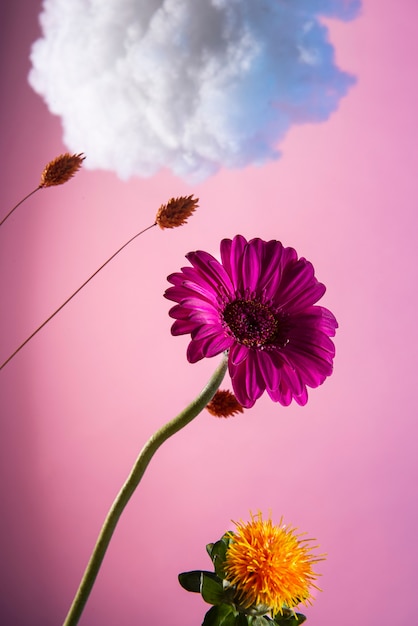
1 1 418 624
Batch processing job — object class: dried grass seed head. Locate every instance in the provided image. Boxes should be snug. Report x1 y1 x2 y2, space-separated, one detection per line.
39 153 85 188
155 195 198 229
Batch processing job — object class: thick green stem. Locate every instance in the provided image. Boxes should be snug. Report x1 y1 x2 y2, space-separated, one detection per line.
63 354 228 626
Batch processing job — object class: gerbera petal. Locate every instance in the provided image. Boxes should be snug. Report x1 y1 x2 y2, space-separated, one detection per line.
165 283 214 307
267 378 309 406
168 266 224 298
188 310 223 325
192 322 227 341
240 238 263 293
166 271 186 286
171 319 200 336
187 250 234 296
298 306 338 336
229 343 249 366
294 387 309 406
289 321 336 352
268 382 292 406
168 304 192 320
187 332 232 363
204 333 233 357
246 357 262 401
230 352 265 408
229 363 254 408
255 350 282 391
179 297 218 313
171 280 220 305
219 237 233 278
280 361 306 397
283 265 326 313
187 340 206 363
220 235 247 291
280 341 333 387
256 240 286 294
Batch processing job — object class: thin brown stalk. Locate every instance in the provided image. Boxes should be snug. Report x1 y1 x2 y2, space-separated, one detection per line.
0 187 41 227
0 223 156 370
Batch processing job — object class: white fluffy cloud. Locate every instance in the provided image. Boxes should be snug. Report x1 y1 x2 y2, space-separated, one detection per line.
29 0 360 181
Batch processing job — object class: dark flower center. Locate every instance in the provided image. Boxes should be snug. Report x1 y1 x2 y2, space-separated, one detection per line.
223 299 279 349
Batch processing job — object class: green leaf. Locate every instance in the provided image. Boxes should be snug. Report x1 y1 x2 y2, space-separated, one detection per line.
272 612 306 626
203 604 237 626
209 537 232 578
178 571 216 593
235 613 250 626
220 532 235 549
251 617 272 626
201 572 226 605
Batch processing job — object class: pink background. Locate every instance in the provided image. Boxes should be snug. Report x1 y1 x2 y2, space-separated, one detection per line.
1 1 418 625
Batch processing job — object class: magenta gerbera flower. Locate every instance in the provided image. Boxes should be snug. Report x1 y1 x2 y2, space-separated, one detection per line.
165 235 337 408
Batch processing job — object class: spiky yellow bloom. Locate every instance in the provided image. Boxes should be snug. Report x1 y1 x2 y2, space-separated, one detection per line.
224 513 323 616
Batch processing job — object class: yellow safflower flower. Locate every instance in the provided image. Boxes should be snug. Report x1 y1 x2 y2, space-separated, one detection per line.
224 512 323 616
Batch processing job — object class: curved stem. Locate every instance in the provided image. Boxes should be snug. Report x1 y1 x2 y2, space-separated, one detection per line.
0 187 41 227
63 354 228 626
0 223 157 370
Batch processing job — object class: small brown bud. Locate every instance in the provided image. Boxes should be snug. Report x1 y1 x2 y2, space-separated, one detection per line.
39 153 85 188
206 390 244 418
155 195 198 229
